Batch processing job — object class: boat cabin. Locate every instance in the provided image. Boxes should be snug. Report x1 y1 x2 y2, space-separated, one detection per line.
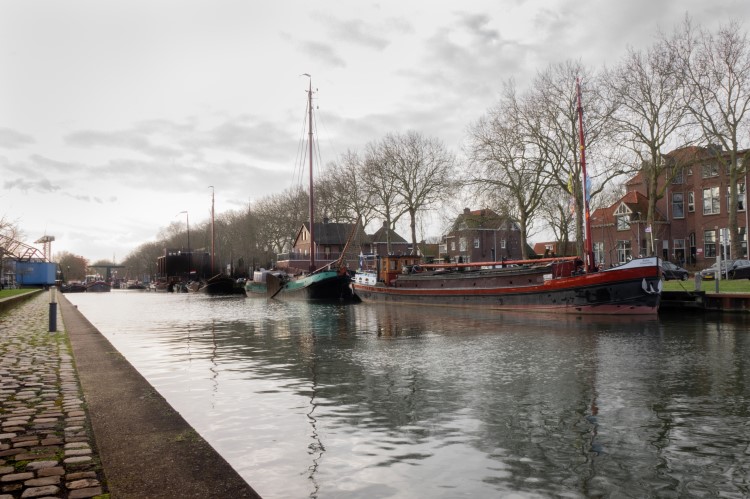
360 254 423 285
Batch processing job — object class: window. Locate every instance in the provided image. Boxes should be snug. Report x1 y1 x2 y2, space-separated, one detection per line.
704 230 716 258
459 237 467 252
501 239 506 249
672 192 684 219
741 227 748 258
728 183 746 212
473 238 480 249
450 241 455 251
615 203 631 231
594 242 604 266
703 186 720 215
672 168 684 184
688 191 695 212
702 163 719 178
616 240 632 264
674 239 685 262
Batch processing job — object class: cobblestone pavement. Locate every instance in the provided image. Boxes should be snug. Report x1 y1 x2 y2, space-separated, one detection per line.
0 293 106 499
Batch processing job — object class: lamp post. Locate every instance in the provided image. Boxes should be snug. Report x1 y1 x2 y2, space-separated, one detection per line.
177 211 190 281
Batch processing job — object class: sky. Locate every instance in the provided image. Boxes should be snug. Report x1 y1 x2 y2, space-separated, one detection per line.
2 0 748 264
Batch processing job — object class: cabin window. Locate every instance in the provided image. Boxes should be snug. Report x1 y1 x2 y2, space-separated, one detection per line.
474 238 480 249
703 186 720 215
688 191 695 212
672 192 684 219
704 230 716 258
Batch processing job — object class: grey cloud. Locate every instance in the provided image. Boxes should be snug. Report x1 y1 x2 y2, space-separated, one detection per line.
302 40 347 68
4 177 61 193
29 154 79 173
0 128 35 149
317 15 391 50
64 128 182 159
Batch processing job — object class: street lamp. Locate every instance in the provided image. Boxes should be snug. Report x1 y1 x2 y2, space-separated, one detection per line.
177 211 190 281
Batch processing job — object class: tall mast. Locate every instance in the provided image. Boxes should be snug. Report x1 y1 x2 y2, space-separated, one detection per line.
210 185 215 274
307 76 315 272
576 77 594 272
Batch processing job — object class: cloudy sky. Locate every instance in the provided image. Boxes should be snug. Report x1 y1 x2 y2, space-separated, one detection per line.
1 0 748 263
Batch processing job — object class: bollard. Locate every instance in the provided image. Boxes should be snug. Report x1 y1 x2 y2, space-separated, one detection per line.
49 287 57 332
694 272 702 292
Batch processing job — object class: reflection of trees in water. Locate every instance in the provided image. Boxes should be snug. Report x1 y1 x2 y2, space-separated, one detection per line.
159 299 750 497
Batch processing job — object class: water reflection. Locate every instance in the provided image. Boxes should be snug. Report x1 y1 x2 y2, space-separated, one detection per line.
66 292 750 498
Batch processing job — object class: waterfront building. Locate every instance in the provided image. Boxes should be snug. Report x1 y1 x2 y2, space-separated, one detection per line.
592 145 748 269
440 208 530 263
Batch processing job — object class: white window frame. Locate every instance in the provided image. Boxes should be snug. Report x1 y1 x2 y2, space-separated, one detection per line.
704 230 716 258
703 186 720 215
672 192 684 219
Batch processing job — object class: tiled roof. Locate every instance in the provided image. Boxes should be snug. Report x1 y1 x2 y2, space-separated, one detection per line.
370 225 407 243
301 222 367 245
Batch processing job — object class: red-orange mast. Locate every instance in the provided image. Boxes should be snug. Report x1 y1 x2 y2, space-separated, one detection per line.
576 77 595 272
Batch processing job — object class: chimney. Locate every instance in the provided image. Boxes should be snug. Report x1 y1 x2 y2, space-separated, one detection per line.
463 207 471 214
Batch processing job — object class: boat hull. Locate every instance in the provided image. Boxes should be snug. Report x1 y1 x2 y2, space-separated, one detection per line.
199 275 242 295
244 282 267 297
353 258 661 315
86 281 111 292
269 271 358 302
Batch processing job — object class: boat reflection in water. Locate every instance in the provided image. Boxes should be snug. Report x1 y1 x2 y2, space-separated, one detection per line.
66 292 750 499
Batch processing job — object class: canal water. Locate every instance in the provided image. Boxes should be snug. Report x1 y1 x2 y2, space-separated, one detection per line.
65 291 750 498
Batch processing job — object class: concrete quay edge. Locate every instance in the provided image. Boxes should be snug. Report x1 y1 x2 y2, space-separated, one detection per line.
1 291 261 498
57 293 262 499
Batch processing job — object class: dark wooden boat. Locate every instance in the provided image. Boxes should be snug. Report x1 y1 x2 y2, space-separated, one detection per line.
199 273 242 295
352 255 662 315
85 280 111 292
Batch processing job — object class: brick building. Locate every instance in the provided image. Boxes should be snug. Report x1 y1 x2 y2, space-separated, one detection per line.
440 208 530 262
591 145 748 269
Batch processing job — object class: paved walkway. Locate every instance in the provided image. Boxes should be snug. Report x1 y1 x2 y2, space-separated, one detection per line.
1 292 102 498
1 292 261 498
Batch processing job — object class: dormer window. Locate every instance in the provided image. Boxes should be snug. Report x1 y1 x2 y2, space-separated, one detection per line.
615 203 631 231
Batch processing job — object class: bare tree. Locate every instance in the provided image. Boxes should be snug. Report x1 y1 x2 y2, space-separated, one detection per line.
381 131 456 253
466 82 548 259
537 186 576 255
529 61 621 257
318 150 378 227
361 140 408 254
672 18 750 258
602 38 690 255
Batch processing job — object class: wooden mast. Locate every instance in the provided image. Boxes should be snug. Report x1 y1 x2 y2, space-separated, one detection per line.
306 76 315 273
576 77 595 272
210 185 215 274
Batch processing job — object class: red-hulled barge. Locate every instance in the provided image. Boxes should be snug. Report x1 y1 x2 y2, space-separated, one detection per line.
352 256 662 315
